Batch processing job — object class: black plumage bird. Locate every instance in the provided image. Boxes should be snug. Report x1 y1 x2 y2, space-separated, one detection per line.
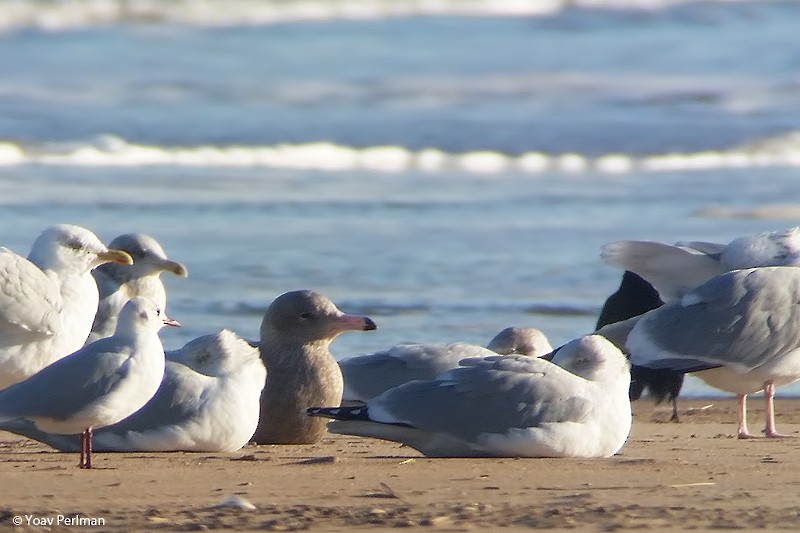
596 270 685 422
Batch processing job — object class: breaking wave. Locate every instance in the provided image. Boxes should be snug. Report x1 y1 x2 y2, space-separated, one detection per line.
2 132 800 174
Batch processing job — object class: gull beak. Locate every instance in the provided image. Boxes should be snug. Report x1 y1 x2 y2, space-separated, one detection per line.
99 249 134 266
162 259 188 277
163 316 181 328
334 314 378 333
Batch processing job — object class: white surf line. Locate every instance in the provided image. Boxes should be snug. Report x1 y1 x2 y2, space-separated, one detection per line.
0 0 773 32
2 138 800 174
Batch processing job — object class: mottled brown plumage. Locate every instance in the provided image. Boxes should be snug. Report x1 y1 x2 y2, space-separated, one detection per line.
252 290 377 444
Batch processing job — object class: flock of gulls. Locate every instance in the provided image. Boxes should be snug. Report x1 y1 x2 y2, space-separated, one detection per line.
1 223 800 468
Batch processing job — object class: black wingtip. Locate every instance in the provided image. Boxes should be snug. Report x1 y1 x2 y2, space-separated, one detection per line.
306 405 371 421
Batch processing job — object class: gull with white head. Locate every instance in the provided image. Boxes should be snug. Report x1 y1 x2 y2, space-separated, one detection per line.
309 335 632 458
0 297 179 467
88 233 187 343
0 224 133 389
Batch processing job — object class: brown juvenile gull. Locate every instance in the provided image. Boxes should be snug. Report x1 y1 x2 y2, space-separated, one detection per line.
0 297 179 468
0 224 133 389
252 290 377 444
309 335 632 458
88 233 188 343
626 266 800 439
340 326 552 403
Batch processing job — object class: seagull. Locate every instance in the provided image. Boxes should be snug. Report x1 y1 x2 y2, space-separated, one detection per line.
308 335 632 458
601 227 800 303
625 266 800 439
600 227 800 422
0 297 179 468
340 327 552 403
486 326 553 356
252 290 377 444
0 224 133 389
88 233 187 343
1 329 266 453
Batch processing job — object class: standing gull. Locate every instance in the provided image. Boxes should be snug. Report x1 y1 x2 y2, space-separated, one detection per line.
2 330 266 453
88 233 187 343
340 326 552 403
626 266 800 439
0 297 179 468
252 290 377 444
601 227 800 303
0 224 133 389
600 227 800 421
309 335 632 458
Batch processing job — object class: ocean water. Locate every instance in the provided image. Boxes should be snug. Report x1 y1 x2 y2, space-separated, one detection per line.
1 0 800 397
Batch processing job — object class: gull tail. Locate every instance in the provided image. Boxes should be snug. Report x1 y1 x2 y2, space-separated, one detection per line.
306 405 372 422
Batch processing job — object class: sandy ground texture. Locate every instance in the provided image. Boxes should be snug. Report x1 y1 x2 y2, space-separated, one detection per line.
1 398 800 531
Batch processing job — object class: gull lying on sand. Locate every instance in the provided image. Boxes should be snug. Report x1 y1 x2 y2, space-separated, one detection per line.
309 335 631 458
2 329 265 453
253 290 377 444
340 326 552 403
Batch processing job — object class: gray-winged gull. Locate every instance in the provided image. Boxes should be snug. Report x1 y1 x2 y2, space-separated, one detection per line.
0 297 179 467
340 327 552 403
88 233 188 343
1 329 265 453
626 266 800 438
601 226 800 303
309 334 632 458
252 290 377 444
0 224 133 389
600 227 800 423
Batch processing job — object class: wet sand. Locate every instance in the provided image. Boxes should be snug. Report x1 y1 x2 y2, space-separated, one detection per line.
2 398 800 531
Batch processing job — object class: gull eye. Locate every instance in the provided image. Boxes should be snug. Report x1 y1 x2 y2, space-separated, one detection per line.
67 240 83 251
155 308 162 317
299 312 312 319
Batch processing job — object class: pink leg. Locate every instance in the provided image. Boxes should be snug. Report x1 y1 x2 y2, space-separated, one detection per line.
764 382 791 438
737 394 758 439
79 431 86 468
79 428 93 469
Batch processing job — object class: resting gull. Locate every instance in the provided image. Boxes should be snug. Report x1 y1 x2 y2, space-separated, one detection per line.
0 297 179 467
626 266 800 439
1 329 265 453
0 224 133 389
88 233 188 343
309 334 632 458
252 290 377 444
340 326 552 403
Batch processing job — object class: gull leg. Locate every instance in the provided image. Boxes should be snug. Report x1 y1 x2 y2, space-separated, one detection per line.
79 428 94 469
79 430 87 468
669 397 680 423
764 382 791 438
737 394 758 439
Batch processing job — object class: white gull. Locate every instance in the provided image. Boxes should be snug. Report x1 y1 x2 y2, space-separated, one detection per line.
0 224 133 389
309 334 631 458
0 297 178 468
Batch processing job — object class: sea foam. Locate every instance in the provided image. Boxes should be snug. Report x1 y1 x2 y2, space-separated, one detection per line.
4 133 800 175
